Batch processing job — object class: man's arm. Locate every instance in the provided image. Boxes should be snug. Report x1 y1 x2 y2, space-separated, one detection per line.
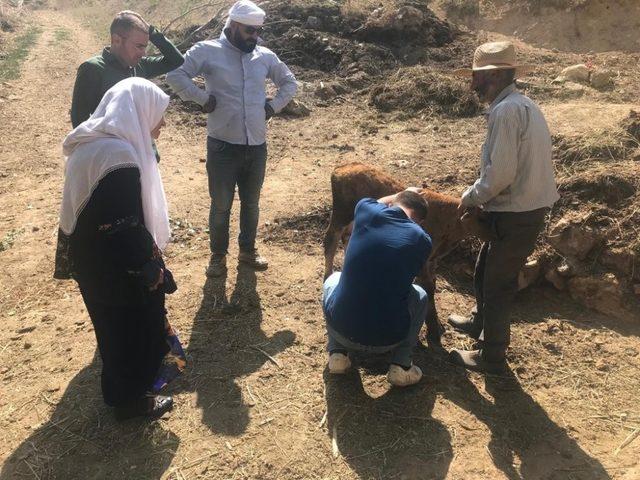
166 42 210 107
70 62 102 127
139 26 184 78
266 52 297 114
461 106 519 207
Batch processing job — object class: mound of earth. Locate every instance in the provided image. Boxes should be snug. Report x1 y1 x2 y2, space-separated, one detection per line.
171 0 456 81
369 66 481 117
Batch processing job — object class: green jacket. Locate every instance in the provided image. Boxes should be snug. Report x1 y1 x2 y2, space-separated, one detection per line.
70 28 183 127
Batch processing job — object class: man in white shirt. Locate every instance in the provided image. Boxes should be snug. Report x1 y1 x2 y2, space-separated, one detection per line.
448 42 559 373
167 0 297 276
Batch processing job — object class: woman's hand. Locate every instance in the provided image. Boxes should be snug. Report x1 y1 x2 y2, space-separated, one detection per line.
149 268 164 291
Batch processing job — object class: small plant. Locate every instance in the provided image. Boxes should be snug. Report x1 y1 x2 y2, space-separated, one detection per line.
0 25 41 81
0 229 22 253
442 0 479 18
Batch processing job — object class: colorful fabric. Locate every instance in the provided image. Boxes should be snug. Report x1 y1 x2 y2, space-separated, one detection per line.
152 320 187 392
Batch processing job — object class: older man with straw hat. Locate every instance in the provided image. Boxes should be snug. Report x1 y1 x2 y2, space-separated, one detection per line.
167 0 297 277
448 41 559 373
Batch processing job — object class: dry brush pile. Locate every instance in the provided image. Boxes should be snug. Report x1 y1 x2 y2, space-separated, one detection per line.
164 0 479 120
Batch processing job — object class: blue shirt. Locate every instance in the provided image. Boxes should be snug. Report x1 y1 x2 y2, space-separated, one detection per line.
325 198 432 347
166 31 297 145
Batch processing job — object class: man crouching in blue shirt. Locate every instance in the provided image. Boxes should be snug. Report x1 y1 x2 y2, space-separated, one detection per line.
322 190 432 387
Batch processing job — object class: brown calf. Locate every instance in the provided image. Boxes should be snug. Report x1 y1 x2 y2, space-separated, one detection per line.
323 162 493 345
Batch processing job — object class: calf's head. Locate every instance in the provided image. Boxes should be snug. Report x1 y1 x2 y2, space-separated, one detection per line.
460 207 496 241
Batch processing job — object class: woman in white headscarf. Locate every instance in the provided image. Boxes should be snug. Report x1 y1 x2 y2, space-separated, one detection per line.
54 77 184 420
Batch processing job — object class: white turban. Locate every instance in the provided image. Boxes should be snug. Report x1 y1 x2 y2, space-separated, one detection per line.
225 0 266 27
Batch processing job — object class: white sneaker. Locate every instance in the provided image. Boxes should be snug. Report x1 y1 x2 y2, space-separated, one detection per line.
387 364 423 387
328 353 351 374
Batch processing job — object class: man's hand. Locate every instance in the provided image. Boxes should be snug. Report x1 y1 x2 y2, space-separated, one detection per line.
265 102 275 120
457 202 467 217
202 94 217 113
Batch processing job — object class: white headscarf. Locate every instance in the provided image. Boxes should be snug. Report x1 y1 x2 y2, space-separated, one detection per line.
59 77 171 249
224 0 266 28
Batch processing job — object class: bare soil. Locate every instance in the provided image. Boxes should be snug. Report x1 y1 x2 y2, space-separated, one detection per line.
0 1 639 479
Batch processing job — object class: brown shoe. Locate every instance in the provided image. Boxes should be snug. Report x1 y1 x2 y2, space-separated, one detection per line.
206 254 227 278
448 349 507 374
238 250 268 271
447 314 482 340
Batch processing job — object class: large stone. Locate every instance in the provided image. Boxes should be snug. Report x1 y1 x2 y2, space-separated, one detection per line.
548 217 604 260
590 69 614 89
554 64 590 84
345 71 369 89
545 268 567 291
600 247 636 278
557 82 586 99
305 16 321 29
518 259 541 291
281 99 311 117
568 274 625 318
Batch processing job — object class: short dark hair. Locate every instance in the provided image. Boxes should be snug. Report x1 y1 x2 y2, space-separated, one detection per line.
110 11 149 37
395 190 429 221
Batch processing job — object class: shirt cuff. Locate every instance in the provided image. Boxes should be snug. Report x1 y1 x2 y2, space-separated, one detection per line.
461 187 479 207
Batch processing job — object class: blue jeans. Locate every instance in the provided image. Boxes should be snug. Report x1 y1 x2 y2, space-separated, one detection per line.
322 272 428 367
206 137 267 255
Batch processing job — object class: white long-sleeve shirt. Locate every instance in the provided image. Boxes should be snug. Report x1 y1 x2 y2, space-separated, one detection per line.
166 31 297 145
461 84 559 212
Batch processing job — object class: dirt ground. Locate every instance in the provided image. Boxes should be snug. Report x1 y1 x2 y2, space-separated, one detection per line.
0 1 639 479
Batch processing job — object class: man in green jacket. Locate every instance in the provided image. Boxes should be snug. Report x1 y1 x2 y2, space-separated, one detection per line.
70 10 184 127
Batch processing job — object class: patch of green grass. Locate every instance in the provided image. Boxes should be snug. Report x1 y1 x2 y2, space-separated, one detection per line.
0 229 23 253
53 27 71 43
0 26 41 82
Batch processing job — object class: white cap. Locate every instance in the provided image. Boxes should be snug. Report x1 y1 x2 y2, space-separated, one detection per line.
226 0 266 27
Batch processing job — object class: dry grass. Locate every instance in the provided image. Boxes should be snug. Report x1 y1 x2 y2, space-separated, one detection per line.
369 66 481 118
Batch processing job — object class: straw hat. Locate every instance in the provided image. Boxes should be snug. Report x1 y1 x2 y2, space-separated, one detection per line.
454 41 531 77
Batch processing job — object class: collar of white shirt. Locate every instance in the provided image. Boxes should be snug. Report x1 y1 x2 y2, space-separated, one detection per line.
486 83 517 116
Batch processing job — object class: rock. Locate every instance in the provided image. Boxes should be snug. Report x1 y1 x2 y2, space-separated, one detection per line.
394 6 425 29
545 268 567 290
315 82 337 100
548 217 604 260
518 259 541 291
305 16 320 29
568 274 625 318
281 99 311 117
600 247 636 277
554 64 590 84
557 82 587 99
590 69 614 89
345 71 369 89
595 359 610 371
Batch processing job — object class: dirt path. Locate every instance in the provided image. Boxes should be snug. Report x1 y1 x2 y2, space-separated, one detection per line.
1 7 639 480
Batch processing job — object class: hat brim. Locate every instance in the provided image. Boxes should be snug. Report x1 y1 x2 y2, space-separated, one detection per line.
453 64 532 78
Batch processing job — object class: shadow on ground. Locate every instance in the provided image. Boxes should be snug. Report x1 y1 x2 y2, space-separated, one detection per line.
0 353 179 479
324 347 611 480
184 263 295 435
324 361 453 479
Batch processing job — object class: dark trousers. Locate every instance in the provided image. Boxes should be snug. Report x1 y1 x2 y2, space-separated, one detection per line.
80 288 169 407
206 136 267 255
470 208 548 358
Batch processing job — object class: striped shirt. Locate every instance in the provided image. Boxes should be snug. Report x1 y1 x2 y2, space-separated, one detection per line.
461 84 560 212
